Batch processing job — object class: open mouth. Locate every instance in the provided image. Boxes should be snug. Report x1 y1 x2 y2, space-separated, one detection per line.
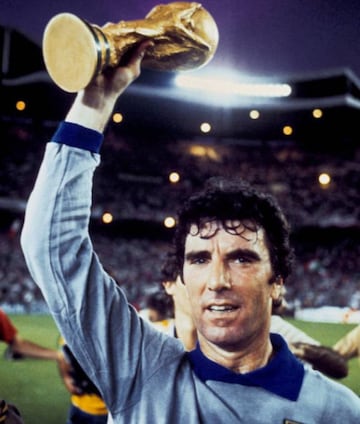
208 305 238 312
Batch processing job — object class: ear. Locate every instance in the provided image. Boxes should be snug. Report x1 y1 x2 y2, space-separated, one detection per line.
162 281 176 296
270 276 284 302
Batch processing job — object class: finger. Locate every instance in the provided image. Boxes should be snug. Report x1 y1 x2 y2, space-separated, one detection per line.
125 40 154 69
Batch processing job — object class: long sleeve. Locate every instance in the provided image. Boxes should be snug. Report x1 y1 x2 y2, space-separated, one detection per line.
20 127 183 415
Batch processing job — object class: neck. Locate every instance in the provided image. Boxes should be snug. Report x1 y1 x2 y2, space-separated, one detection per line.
198 335 274 374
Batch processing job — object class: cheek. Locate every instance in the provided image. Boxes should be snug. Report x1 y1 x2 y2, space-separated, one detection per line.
183 264 201 288
232 262 273 288
183 274 201 307
251 283 274 310
183 277 199 300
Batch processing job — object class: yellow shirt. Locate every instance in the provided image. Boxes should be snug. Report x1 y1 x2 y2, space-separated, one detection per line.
58 336 107 415
71 393 107 415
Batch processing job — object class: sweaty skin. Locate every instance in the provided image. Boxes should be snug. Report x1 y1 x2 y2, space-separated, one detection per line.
183 221 283 374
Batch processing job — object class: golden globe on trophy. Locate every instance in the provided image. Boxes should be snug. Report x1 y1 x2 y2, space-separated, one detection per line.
42 2 219 93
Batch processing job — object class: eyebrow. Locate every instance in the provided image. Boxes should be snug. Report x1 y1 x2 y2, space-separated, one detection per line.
185 248 261 262
185 250 211 262
225 248 261 262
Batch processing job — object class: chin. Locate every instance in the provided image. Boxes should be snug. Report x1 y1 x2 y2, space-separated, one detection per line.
203 327 241 348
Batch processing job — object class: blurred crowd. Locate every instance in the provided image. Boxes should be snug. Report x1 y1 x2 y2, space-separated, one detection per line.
0 222 358 312
0 122 359 311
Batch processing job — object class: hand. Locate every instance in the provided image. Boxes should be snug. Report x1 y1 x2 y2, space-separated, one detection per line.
57 352 84 395
289 342 306 358
65 40 154 132
83 40 154 105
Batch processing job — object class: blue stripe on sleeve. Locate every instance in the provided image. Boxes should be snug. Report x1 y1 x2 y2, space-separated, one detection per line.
51 121 104 153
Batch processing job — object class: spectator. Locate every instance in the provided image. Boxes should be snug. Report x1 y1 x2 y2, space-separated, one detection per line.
334 324 360 364
271 313 348 378
138 290 172 323
57 337 108 424
0 399 24 424
150 252 197 351
0 308 58 360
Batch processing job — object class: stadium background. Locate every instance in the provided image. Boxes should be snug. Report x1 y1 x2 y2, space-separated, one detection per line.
0 5 359 421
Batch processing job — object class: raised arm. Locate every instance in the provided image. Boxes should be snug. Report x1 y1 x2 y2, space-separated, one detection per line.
20 41 173 412
21 41 151 315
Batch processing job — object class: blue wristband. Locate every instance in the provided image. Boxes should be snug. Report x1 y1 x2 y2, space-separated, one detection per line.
51 121 104 153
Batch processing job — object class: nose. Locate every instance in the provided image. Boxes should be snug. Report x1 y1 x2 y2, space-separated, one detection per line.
207 261 231 291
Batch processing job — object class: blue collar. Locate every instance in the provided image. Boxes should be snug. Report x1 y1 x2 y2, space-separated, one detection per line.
187 333 304 401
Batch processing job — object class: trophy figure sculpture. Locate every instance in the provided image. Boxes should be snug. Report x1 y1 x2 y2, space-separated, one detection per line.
42 2 219 92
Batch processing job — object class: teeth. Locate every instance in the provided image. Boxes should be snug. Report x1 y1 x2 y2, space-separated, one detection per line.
209 305 234 311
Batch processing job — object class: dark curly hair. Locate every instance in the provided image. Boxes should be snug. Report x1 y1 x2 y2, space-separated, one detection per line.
160 251 179 282
174 176 294 283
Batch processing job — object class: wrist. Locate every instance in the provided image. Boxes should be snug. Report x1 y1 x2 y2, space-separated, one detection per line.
65 90 117 133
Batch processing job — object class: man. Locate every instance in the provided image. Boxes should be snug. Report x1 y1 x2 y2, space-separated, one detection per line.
0 308 58 360
0 399 24 424
21 42 360 422
157 253 348 377
0 308 56 424
270 313 348 378
151 252 197 351
57 337 108 424
138 290 173 324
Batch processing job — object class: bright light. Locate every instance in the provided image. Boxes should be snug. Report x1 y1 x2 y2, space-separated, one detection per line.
16 100 26 111
175 75 292 98
249 110 260 119
188 145 220 161
164 216 176 228
200 122 211 133
312 108 323 119
283 125 293 136
169 172 180 183
319 173 331 186
189 145 207 157
112 113 123 123
102 212 113 224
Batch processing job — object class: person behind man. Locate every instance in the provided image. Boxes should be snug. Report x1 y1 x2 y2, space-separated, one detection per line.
57 336 108 424
150 252 197 351
0 399 24 424
138 290 173 324
334 324 360 364
21 42 360 422
270 290 348 379
0 307 58 360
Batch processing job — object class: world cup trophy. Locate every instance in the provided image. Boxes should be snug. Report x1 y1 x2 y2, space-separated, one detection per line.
42 2 219 93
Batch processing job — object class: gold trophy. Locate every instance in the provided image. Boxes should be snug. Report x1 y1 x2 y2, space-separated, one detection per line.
42 2 219 93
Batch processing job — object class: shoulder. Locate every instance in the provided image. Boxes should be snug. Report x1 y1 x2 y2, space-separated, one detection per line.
302 367 360 417
0 309 9 320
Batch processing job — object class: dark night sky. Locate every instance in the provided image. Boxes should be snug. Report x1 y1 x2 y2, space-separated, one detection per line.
2 0 360 80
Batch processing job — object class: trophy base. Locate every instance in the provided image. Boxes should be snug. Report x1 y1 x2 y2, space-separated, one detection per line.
43 13 110 93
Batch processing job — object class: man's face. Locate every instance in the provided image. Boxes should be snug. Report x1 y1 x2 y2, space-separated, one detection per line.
183 221 281 350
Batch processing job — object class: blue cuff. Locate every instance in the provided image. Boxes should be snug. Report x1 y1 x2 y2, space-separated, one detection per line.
51 121 104 153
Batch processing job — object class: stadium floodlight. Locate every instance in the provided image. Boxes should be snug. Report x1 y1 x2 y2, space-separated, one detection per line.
174 74 292 98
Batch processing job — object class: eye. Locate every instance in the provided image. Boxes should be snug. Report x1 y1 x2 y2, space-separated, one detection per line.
233 256 249 264
190 256 208 265
228 250 260 265
186 252 210 265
